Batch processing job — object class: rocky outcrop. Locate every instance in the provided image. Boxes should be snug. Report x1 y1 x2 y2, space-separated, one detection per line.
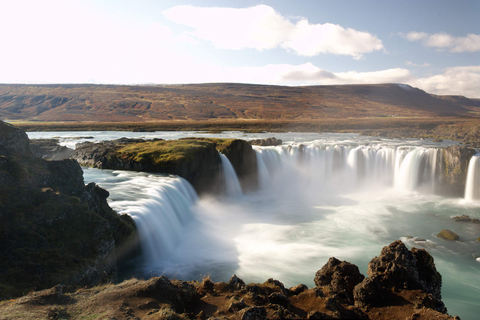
0 120 137 300
438 146 477 196
71 138 223 194
437 229 459 241
249 137 283 146
30 138 74 160
0 240 456 320
353 240 446 314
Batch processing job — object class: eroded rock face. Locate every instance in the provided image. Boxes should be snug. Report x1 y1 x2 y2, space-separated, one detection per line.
438 146 477 196
30 138 74 160
0 120 137 300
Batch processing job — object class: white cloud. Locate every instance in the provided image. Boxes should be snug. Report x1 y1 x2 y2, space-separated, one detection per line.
409 66 480 98
276 63 412 85
406 61 431 67
163 5 384 59
404 31 480 53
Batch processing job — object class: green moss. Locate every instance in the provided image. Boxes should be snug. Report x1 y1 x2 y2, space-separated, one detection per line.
116 139 219 165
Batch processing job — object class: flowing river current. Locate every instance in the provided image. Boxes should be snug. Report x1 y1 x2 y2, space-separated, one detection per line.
28 131 480 319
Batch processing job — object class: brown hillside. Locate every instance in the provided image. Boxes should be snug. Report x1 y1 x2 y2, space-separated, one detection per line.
0 83 477 122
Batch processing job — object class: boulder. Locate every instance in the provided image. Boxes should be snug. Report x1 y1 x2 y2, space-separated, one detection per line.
436 229 459 241
314 257 365 303
353 240 446 313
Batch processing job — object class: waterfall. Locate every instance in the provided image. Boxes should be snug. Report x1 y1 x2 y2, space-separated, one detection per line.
219 153 243 196
254 144 441 193
465 155 480 201
111 175 198 266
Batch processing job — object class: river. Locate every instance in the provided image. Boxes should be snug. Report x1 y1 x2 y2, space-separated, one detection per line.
28 131 480 319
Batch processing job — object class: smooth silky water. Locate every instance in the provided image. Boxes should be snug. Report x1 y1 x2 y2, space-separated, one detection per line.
30 131 480 319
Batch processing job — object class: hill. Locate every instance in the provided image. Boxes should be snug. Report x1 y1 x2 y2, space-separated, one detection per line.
1 83 479 122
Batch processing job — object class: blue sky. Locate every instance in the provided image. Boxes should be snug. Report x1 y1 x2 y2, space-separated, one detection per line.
1 0 479 97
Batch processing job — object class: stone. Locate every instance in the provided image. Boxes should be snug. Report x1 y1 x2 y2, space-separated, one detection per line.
437 229 459 241
314 257 365 302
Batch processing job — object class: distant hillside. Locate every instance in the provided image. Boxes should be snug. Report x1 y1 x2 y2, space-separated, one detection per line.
0 83 479 122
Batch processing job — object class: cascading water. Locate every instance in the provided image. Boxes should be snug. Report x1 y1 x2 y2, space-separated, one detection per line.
254 144 441 194
82 169 198 268
465 155 480 201
219 153 243 196
40 131 480 320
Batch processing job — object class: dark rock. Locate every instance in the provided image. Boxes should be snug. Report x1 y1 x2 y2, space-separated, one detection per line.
452 215 480 224
268 292 290 308
0 120 137 300
238 306 267 320
0 120 31 156
217 139 258 191
353 240 446 313
289 284 308 295
229 274 246 290
438 146 477 196
314 257 365 302
437 229 459 241
30 139 74 160
249 137 282 146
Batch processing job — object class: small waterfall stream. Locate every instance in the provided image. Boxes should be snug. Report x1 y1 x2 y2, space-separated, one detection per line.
465 155 480 201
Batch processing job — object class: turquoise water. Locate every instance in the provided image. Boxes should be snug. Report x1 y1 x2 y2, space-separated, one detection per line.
32 131 480 319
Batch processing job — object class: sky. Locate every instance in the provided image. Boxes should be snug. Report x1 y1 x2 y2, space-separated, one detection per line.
0 0 479 98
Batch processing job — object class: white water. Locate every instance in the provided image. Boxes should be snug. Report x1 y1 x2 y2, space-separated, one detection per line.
30 131 480 319
465 155 480 201
219 153 243 196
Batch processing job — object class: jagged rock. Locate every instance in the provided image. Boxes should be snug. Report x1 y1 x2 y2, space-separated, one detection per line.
238 306 267 320
229 274 246 290
289 284 308 295
437 229 459 241
249 137 282 146
353 240 446 313
314 257 365 302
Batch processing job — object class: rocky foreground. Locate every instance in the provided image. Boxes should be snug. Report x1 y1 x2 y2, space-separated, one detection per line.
0 241 458 320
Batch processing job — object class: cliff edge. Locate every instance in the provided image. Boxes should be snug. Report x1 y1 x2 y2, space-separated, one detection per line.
0 120 138 299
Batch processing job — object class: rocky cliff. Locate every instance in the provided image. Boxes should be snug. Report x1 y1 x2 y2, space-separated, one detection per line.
0 241 457 319
71 137 258 194
438 146 477 196
0 121 138 300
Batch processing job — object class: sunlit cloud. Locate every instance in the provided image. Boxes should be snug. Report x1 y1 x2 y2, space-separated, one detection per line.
163 5 384 59
277 63 412 85
402 31 480 53
409 66 480 98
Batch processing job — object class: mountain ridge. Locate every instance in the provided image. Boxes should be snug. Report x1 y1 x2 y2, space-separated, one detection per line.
1 83 479 122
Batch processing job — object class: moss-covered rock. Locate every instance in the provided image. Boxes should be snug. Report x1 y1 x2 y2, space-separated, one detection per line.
436 229 459 241
72 137 260 194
